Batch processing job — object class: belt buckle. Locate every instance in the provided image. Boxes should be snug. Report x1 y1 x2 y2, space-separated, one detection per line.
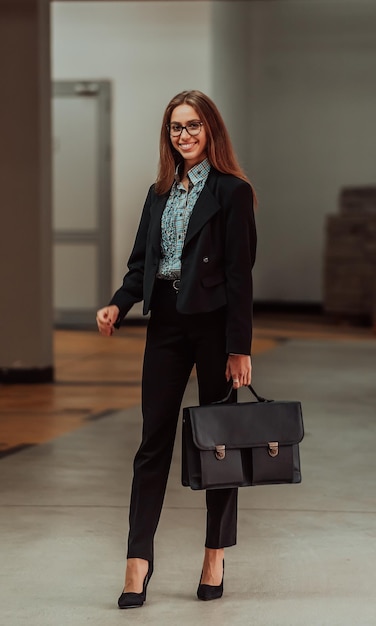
172 279 180 293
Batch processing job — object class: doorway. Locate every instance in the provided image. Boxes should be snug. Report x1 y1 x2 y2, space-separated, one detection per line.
52 80 112 326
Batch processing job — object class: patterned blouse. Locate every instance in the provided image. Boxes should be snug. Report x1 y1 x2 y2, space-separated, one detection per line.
157 158 211 279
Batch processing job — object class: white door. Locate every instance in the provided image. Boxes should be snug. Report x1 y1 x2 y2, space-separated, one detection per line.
52 81 112 326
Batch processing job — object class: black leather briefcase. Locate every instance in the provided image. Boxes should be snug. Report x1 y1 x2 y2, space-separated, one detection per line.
182 385 304 490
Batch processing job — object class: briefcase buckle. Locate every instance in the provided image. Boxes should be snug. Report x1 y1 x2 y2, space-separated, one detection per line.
215 445 226 460
268 442 279 457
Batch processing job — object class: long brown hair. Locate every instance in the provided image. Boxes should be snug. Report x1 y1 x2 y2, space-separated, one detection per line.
155 90 255 198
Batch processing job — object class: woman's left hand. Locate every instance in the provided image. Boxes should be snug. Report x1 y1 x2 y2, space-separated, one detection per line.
225 354 252 389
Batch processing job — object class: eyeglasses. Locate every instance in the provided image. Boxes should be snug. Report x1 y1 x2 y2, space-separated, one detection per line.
167 121 203 137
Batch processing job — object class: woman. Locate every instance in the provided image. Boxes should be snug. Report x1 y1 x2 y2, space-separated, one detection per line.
96 90 257 608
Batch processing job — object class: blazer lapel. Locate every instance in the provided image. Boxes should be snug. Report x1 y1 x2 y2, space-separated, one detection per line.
184 172 221 248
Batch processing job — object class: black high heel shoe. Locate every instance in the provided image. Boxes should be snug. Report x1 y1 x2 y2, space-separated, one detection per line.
197 560 224 601
118 561 153 609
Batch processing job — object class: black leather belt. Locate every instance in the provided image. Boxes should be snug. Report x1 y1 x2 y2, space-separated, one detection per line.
156 277 180 293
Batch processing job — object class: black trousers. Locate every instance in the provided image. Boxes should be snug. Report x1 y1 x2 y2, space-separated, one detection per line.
127 279 238 563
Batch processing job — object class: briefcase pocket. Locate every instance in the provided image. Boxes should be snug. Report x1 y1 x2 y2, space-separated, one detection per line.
200 449 244 489
250 444 301 485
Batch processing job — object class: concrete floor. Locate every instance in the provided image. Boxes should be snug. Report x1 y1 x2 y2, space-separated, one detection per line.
1 338 375 625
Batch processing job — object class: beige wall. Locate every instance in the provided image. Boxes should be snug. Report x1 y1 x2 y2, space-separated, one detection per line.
247 1 376 302
52 1 212 302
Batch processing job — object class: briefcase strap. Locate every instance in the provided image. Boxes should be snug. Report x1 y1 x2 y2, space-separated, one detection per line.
213 384 272 405
248 384 271 403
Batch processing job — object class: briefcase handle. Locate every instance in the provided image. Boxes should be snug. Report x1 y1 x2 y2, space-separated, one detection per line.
213 384 272 405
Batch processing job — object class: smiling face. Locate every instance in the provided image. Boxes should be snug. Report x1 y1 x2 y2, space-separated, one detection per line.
169 104 208 173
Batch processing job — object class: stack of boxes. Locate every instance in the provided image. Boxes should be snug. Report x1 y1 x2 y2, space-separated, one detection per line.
323 187 376 325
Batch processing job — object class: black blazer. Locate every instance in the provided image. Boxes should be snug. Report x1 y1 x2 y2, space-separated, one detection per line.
110 168 257 354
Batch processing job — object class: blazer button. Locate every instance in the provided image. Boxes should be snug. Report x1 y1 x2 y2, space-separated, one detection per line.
203 257 209 263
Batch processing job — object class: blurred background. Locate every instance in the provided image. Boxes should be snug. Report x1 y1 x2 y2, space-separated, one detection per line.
1 3 376 625
1 0 376 380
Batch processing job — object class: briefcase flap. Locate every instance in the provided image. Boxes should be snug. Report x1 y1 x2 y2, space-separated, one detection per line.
184 401 304 451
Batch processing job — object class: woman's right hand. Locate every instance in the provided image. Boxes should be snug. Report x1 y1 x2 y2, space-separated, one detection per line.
96 305 120 336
